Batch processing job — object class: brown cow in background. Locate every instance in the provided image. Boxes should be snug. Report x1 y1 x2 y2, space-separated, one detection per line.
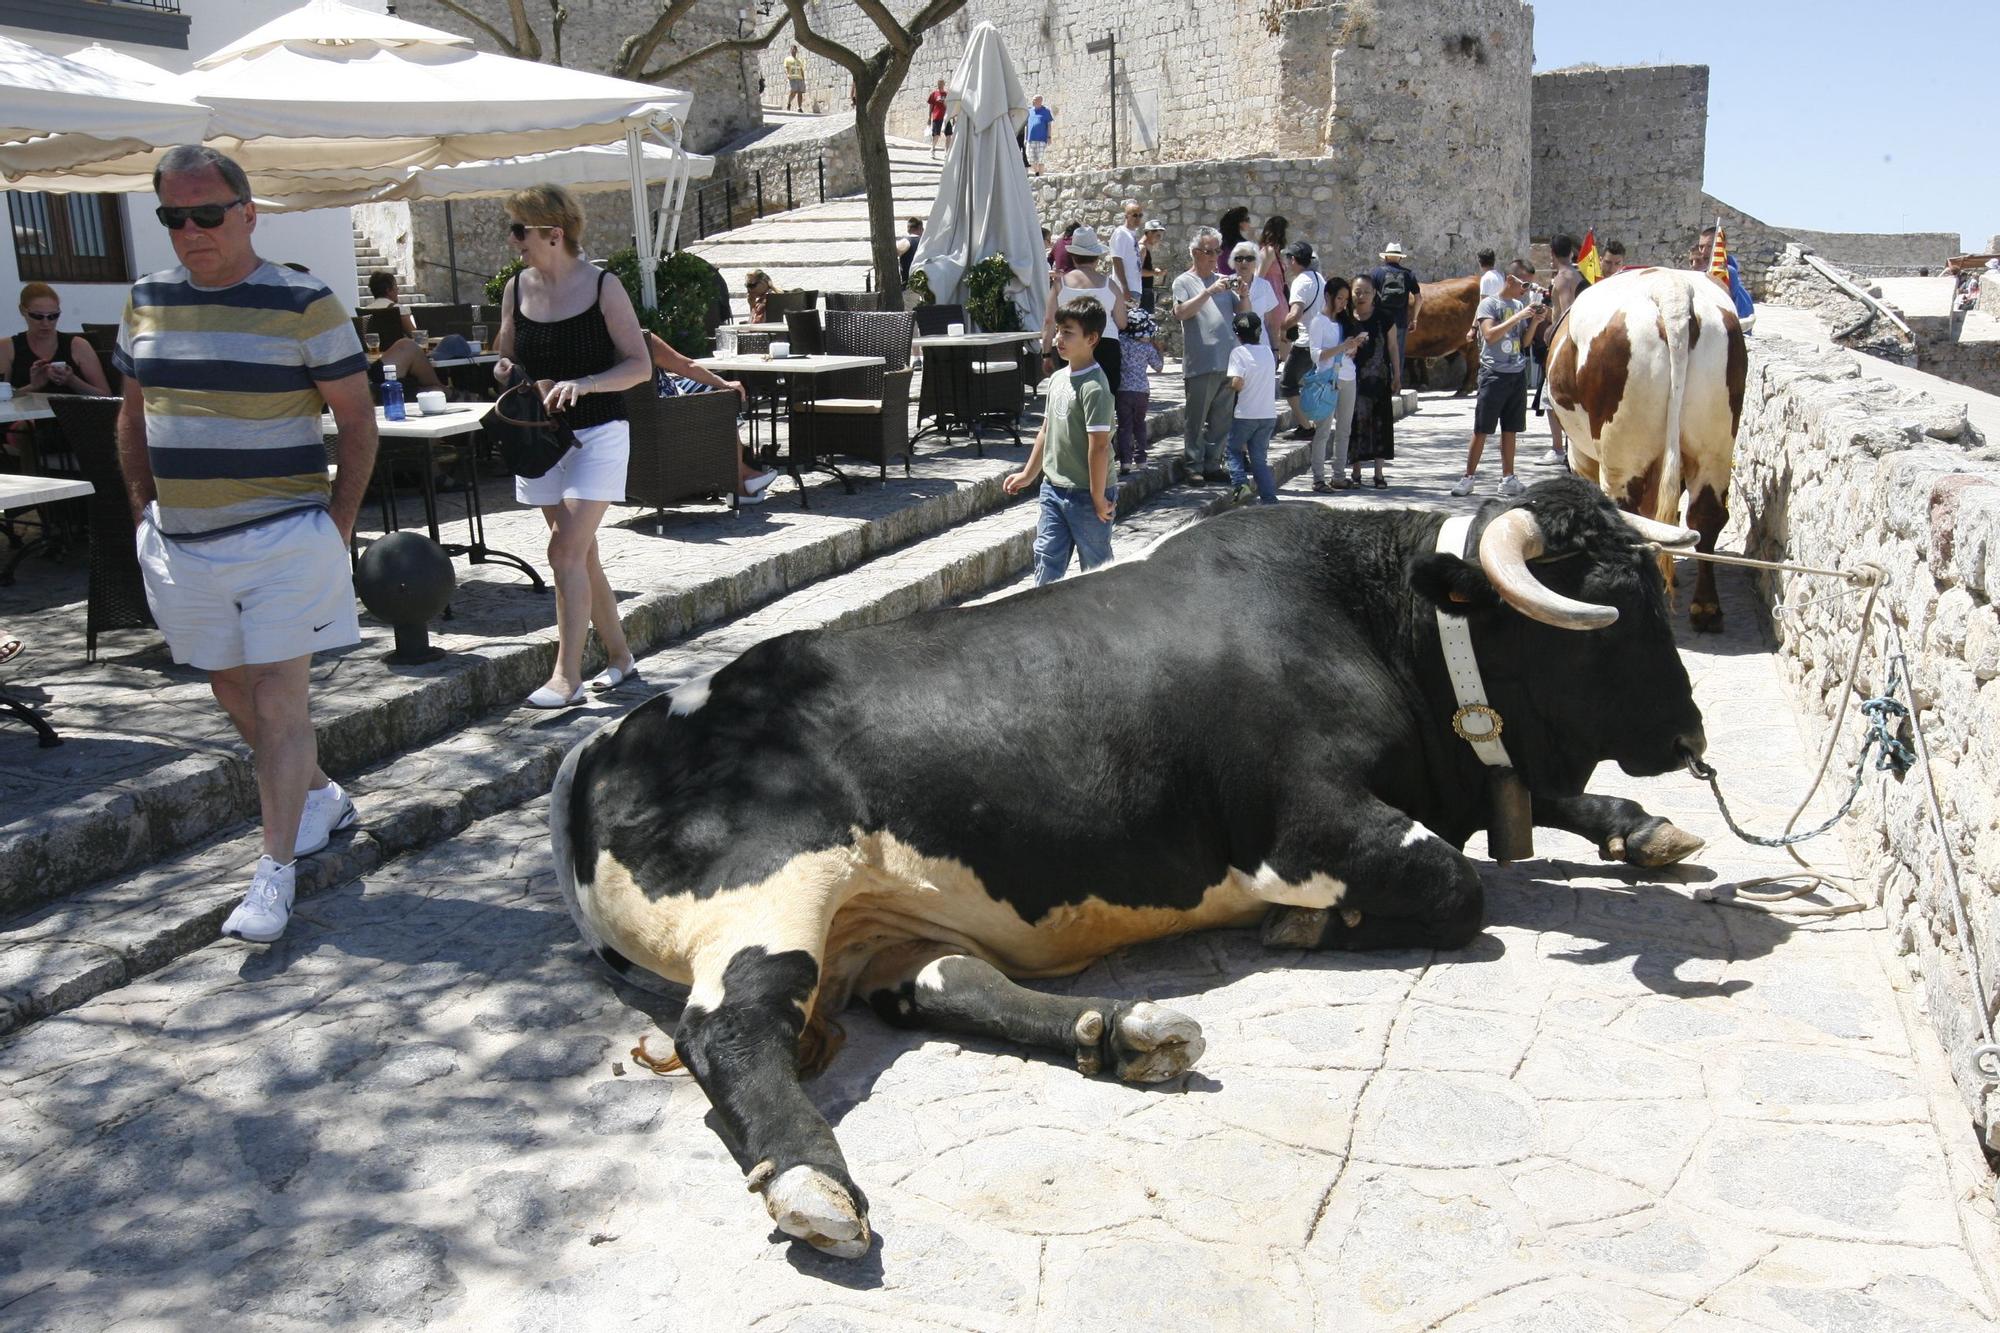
1403 275 1481 394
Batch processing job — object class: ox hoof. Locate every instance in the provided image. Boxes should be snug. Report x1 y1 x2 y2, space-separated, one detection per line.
1260 906 1329 950
1085 1001 1205 1083
1618 818 1706 868
1689 601 1724 634
760 1165 872 1260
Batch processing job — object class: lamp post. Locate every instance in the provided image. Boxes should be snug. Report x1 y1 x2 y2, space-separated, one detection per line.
1085 33 1116 169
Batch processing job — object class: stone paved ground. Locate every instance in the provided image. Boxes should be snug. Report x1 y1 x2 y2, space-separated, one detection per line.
3 392 1997 1330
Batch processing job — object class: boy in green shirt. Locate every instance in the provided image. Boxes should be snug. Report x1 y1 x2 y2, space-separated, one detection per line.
1005 297 1117 584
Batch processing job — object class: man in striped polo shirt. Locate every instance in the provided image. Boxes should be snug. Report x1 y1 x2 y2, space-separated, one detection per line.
114 145 379 944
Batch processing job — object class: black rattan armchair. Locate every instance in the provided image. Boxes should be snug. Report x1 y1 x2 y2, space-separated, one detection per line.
623 384 743 529
790 311 915 480
48 396 157 661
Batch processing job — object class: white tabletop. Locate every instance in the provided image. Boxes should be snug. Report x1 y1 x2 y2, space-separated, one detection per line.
0 393 57 424
431 353 501 369
695 354 885 376
322 402 493 440
0 473 92 509
913 331 1040 348
730 322 791 335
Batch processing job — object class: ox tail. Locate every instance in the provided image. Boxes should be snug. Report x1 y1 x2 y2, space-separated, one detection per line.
548 721 609 961
1654 276 1694 529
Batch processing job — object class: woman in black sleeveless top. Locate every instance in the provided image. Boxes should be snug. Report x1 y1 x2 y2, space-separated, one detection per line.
494 185 651 709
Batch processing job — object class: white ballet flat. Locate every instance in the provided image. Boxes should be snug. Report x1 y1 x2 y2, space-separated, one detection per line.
589 662 640 692
525 684 586 709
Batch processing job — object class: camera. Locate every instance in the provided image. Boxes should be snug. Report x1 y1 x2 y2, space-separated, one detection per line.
1526 285 1548 307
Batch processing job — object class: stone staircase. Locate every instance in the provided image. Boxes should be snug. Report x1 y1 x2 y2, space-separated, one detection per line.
352 223 430 307
0 387 1388 1035
688 135 942 319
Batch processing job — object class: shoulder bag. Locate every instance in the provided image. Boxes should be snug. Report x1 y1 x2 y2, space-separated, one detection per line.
490 377 578 480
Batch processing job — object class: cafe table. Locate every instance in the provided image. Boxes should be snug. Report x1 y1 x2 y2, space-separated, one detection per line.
0 393 56 426
0 471 92 588
693 352 887 508
322 402 544 591
911 331 1038 452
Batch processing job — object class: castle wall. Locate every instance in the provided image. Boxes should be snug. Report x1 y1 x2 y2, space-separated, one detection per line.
1531 64 1708 268
1704 192 1797 299
1776 227 1963 277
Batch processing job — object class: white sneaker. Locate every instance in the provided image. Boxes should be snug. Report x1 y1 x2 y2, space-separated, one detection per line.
1449 475 1478 498
1498 474 1526 498
222 856 295 943
294 781 357 858
1540 447 1567 467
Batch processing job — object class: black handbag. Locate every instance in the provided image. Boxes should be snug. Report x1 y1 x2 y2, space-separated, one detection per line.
490 378 578 479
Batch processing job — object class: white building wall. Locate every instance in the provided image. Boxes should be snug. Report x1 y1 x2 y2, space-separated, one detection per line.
0 0 360 329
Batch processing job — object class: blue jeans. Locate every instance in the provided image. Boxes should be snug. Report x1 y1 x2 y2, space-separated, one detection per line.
1227 417 1278 504
1033 480 1116 585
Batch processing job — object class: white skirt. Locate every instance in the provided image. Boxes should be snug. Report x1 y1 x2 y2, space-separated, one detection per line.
515 417 630 506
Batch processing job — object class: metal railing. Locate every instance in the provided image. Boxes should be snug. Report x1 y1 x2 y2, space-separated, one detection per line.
688 152 829 240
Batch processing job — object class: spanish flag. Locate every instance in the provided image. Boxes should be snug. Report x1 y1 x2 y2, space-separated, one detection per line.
1577 229 1602 284
1707 218 1731 289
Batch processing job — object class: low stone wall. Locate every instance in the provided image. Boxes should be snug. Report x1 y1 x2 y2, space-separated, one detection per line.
1917 329 2000 398
686 113 863 240
1727 336 2000 1147
1778 227 1962 277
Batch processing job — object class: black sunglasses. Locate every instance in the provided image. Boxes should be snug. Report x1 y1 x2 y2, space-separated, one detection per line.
155 199 247 231
508 222 558 241
24 311 60 322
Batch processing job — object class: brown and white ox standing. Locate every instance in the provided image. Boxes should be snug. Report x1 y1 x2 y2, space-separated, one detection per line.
1546 267 1748 631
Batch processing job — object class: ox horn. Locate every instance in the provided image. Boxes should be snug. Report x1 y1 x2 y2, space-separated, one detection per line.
1619 511 1700 550
1478 508 1620 631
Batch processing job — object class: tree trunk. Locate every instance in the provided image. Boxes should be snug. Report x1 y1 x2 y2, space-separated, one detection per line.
855 67 907 306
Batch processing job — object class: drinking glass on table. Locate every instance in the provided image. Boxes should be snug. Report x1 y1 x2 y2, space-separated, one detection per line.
364 332 381 356
412 327 429 349
717 325 738 357
470 323 488 351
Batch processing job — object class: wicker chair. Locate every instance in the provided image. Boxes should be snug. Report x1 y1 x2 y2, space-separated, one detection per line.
622 384 743 530
48 397 157 661
762 290 819 322
790 310 915 480
784 309 824 356
825 291 887 313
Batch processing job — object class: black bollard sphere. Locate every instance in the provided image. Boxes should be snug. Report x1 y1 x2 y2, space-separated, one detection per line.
355 532 455 665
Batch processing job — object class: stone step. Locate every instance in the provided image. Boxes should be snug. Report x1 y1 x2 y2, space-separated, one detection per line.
0 388 1353 1035
0 436 1037 927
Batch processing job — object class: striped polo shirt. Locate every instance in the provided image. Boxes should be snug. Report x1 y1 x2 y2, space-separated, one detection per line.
114 261 366 537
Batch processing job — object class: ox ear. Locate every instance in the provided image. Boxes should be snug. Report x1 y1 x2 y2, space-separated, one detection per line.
1409 553 1501 618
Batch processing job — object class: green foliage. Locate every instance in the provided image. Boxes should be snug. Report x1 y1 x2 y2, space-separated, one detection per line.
907 269 934 306
484 258 523 307
965 254 1020 332
605 247 721 358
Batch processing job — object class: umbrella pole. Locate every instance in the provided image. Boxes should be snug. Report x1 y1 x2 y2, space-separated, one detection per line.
444 199 460 304
629 126 655 310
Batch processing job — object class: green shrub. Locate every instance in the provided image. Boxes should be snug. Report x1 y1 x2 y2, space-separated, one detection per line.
484 258 524 307
606 247 719 357
966 254 1020 332
907 269 934 306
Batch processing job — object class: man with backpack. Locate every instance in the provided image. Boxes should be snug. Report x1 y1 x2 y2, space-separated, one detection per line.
1367 242 1423 392
1278 241 1326 438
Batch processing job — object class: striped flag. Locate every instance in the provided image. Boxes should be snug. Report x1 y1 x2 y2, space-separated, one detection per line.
1707 218 1730 287
1577 228 1603 284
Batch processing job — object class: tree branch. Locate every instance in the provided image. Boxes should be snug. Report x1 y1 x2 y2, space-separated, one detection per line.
642 12 795 82
849 0 913 56
783 0 870 83
505 0 545 60
614 0 701 81
426 0 532 59
904 0 973 41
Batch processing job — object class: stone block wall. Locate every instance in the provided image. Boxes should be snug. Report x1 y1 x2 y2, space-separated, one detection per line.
686 114 863 239
1916 329 2000 398
1777 228 1963 277
1531 64 1708 267
1727 336 2000 1147
762 0 1285 173
1703 193 1793 299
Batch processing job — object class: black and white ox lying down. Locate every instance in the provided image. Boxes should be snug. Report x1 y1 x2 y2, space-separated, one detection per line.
550 476 1709 1258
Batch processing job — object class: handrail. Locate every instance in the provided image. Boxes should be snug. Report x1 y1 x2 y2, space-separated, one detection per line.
1800 252 1915 342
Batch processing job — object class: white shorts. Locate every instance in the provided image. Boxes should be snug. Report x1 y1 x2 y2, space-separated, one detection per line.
1026 140 1047 165
137 504 360 671
515 418 630 506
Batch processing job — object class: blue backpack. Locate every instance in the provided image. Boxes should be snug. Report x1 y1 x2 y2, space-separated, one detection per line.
1299 363 1340 424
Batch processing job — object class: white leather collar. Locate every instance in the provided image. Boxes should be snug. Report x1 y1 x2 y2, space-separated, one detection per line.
1435 514 1514 769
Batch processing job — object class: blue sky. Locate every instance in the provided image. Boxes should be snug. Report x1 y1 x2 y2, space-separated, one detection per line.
1531 0 1992 250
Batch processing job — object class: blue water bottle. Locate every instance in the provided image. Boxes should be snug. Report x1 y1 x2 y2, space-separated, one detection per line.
381 363 406 421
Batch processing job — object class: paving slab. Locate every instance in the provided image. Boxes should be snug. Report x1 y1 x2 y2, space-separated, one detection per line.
3 390 1992 1329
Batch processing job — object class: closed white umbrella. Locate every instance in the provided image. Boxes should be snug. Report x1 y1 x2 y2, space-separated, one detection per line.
0 0 697 303
911 22 1048 331
0 34 206 170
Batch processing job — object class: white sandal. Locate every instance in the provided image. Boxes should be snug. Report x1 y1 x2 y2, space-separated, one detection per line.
525 683 586 709
589 661 640 692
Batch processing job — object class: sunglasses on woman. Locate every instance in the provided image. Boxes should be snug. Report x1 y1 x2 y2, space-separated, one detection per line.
24 311 60 322
155 199 247 230
508 222 558 241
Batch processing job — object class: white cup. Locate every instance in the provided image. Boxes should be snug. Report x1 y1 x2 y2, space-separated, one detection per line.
466 341 482 355
770 340 791 359
947 322 966 337
0 383 13 400
416 390 448 414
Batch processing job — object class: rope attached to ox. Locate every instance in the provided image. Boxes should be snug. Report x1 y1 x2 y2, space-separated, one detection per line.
1656 544 2000 1088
